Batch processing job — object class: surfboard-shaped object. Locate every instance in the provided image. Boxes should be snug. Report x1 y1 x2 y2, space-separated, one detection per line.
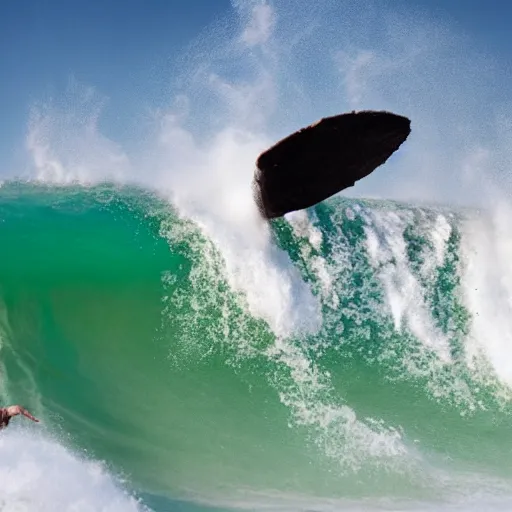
253 110 411 219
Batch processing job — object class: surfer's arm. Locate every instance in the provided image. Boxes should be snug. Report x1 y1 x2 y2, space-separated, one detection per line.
5 405 39 422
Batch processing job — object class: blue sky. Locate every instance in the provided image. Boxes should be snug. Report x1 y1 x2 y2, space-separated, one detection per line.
414 0 512 55
1 0 230 160
2 0 512 206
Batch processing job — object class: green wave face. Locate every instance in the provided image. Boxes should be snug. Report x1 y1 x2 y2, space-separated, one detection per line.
1 182 512 511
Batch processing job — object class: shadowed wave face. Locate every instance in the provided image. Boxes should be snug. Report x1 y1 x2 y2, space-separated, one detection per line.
253 110 411 219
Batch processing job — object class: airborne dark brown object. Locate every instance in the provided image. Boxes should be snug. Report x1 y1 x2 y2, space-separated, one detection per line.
253 110 411 219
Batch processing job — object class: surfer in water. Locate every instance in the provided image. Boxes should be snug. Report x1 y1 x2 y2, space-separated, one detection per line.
0 405 39 429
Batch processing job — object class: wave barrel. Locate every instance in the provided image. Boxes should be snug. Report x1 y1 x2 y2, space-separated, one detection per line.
253 110 411 219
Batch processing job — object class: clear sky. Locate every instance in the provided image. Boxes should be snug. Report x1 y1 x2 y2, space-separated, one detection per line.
2 0 512 206
0 0 230 159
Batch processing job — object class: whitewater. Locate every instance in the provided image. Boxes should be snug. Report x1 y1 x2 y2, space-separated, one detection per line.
2 1 512 511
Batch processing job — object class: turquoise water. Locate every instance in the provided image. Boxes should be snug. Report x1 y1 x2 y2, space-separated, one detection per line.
1 182 512 511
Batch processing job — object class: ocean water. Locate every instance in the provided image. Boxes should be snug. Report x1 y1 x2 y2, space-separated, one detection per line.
1 182 512 511
3 0 512 510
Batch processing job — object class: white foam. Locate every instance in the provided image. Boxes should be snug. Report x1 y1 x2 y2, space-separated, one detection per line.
155 125 322 338
0 428 145 512
285 211 339 308
266 335 408 472
363 208 452 362
460 200 512 388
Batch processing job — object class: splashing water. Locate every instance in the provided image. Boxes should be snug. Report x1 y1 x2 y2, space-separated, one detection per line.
1 0 512 510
